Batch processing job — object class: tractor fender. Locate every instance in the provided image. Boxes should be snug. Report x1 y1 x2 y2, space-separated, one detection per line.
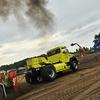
70 57 78 68
70 57 78 63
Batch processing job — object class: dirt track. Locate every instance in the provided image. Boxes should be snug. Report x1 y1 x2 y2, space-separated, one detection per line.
5 52 100 100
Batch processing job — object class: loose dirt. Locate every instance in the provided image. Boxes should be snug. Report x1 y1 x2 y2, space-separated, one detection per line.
4 52 100 100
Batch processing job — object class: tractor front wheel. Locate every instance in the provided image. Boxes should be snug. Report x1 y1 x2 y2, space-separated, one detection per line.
71 61 78 71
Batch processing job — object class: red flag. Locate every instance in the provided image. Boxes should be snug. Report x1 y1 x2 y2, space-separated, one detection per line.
12 76 19 92
8 70 19 92
0 73 4 81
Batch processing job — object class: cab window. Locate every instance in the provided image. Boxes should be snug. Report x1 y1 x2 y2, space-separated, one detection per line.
47 48 60 57
62 48 67 53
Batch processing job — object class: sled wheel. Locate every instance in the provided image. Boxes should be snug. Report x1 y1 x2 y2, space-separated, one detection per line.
0 86 3 100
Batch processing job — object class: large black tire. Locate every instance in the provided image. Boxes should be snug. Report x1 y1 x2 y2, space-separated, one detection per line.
71 61 78 71
0 86 3 100
25 73 38 84
41 65 56 82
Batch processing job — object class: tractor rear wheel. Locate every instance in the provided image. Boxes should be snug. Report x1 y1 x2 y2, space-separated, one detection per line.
41 65 56 82
25 73 38 84
0 86 3 100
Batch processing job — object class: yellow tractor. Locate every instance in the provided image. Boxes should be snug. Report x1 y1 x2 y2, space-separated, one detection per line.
25 46 79 84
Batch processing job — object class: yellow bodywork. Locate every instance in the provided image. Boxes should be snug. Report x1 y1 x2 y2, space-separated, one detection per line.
26 46 74 73
54 63 70 72
26 57 50 69
47 46 74 63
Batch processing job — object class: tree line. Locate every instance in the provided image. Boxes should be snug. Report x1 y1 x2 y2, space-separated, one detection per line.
71 33 100 57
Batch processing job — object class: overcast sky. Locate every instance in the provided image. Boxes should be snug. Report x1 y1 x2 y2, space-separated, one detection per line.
0 0 100 66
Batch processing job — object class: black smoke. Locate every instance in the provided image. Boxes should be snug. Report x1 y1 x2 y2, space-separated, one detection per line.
0 0 56 36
